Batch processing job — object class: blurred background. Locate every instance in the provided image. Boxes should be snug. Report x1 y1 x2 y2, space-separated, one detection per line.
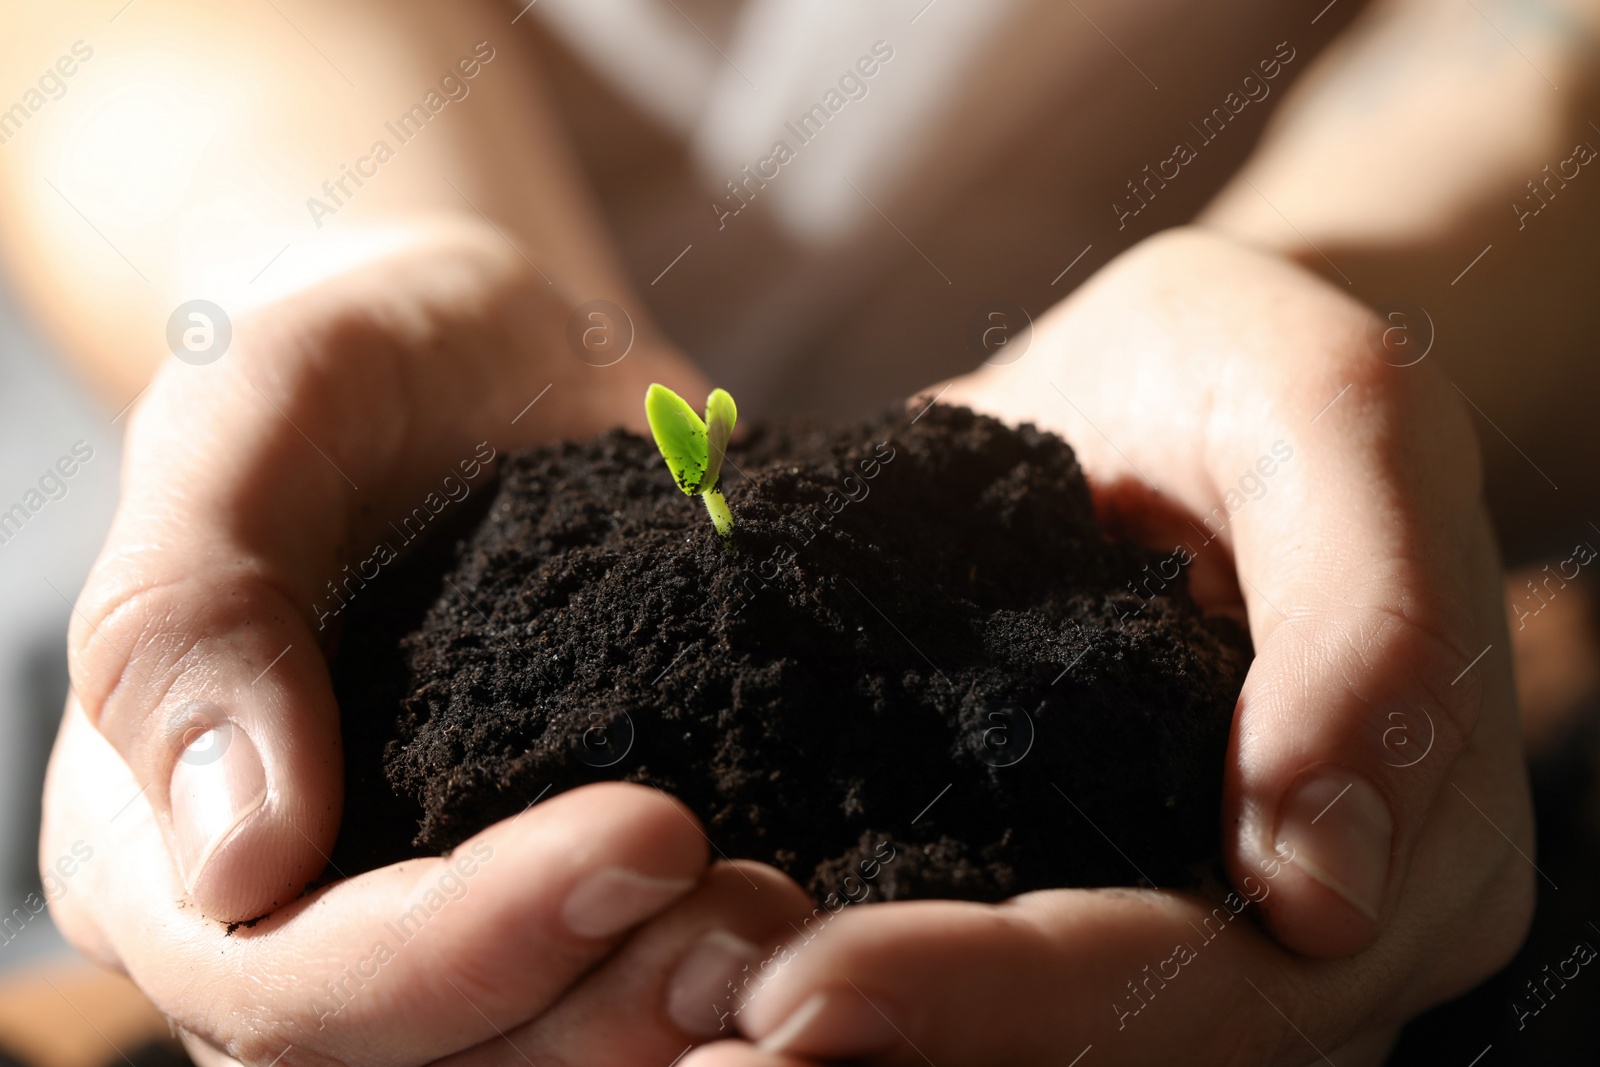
0 273 118 969
0 269 162 1067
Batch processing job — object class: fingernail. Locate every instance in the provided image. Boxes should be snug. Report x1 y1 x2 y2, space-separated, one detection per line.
169 723 268 894
758 990 900 1057
1275 767 1392 921
667 929 763 1037
561 867 695 938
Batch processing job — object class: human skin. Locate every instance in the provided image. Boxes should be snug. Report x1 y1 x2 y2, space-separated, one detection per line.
1200 0 1600 556
0 0 1584 1062
682 228 1533 1066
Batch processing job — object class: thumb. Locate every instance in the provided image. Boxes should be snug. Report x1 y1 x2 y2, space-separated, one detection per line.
71 579 336 924
67 226 636 921
1219 352 1518 958
69 376 343 922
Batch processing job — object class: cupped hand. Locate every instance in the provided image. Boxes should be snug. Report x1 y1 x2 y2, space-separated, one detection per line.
678 227 1536 1065
39 220 820 1065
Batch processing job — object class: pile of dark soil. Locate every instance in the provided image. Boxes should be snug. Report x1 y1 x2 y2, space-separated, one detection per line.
331 405 1251 902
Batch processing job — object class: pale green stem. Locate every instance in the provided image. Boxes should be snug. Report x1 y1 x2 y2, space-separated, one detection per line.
701 488 734 538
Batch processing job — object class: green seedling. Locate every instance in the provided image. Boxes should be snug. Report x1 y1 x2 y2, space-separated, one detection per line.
645 383 738 538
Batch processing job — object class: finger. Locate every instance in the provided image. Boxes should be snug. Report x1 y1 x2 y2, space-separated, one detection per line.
1217 339 1514 957
1146 262 1517 959
66 224 705 922
681 1043 812 1067
712 748 1529 1066
722 892 1437 1066
44 702 707 1066
431 861 814 1066
728 892 1317 1065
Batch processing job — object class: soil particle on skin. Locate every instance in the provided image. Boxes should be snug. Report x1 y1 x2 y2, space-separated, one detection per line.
330 405 1251 902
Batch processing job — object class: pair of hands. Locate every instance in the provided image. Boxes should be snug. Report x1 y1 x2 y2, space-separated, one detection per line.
43 222 1532 1065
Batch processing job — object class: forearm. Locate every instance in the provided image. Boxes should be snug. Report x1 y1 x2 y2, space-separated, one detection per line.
1202 0 1600 256
0 0 644 405
1199 0 1600 554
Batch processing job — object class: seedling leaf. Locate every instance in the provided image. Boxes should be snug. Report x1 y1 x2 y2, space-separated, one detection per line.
645 383 708 495
645 383 740 539
703 387 738 488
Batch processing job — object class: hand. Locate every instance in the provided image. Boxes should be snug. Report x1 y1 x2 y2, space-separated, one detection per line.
675 228 1535 1065
39 221 818 1065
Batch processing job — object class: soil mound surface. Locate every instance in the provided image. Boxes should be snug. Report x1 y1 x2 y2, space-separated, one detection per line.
332 405 1250 902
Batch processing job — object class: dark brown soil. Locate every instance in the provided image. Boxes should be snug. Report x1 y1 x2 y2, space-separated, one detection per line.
330 405 1251 902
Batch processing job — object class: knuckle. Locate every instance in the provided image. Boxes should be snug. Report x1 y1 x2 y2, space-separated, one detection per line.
69 566 300 757
1349 598 1486 749
1305 320 1482 478
1298 330 1413 428
69 570 193 729
1269 581 1490 779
